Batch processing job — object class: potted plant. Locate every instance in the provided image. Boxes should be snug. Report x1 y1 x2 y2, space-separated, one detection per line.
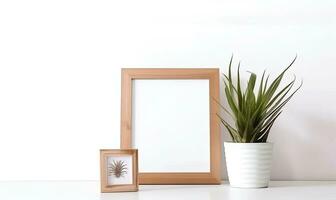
217 56 302 188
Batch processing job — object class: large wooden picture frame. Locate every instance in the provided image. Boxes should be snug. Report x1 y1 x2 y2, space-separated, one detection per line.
120 68 221 184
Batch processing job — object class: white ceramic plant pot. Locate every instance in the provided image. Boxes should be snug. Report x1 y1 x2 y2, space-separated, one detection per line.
224 142 273 188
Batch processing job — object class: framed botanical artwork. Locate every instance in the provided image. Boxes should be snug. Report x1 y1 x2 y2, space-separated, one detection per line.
120 68 221 184
100 149 138 192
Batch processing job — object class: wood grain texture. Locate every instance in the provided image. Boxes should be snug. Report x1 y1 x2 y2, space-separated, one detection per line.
100 149 138 192
120 68 221 184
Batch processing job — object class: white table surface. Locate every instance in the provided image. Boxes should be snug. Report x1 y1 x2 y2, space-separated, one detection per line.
0 181 335 200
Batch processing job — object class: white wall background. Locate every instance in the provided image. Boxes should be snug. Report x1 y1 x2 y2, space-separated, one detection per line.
0 0 335 181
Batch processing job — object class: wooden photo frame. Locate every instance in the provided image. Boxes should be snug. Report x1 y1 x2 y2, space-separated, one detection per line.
100 149 138 192
120 68 221 184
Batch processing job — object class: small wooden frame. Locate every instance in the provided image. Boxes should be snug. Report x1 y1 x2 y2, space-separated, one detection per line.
100 149 138 192
120 68 221 184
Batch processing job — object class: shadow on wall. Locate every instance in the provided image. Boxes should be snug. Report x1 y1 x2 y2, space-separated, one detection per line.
218 73 233 180
270 106 336 180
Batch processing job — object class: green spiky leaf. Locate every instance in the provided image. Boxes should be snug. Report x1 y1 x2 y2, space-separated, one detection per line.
217 56 302 143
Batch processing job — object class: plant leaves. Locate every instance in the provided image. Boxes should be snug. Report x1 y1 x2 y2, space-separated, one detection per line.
217 56 301 143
